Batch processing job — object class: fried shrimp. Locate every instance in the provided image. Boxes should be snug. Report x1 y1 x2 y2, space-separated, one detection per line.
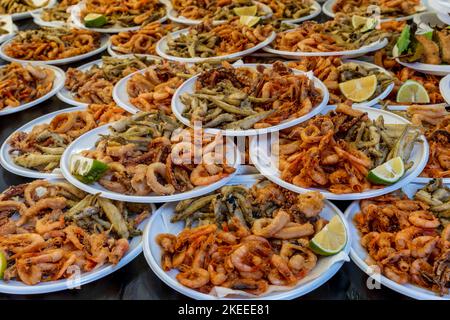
355 179 450 296
0 180 152 286
157 181 328 296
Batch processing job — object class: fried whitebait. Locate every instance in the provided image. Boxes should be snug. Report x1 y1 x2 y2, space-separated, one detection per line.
65 55 159 104
165 18 273 58
181 61 323 130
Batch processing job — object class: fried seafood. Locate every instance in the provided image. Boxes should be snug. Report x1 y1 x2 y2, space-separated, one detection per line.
278 104 421 194
40 0 80 23
0 62 55 111
180 61 323 130
0 0 49 14
396 24 450 65
332 0 423 19
354 179 450 295
80 0 166 28
272 14 390 53
4 27 101 61
8 104 128 173
126 61 198 113
171 0 267 21
65 56 158 104
399 105 450 179
260 0 313 20
171 180 324 227
157 181 326 295
165 18 273 58
0 180 151 285
287 57 393 104
76 111 236 195
110 22 179 55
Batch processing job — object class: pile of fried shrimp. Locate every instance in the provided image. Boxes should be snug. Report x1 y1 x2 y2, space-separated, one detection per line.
3 27 101 61
78 111 236 196
332 0 422 18
110 22 180 56
278 104 421 194
395 105 450 179
287 57 393 104
180 61 324 130
272 14 389 53
156 181 328 295
354 179 450 296
126 61 198 113
0 62 55 110
65 56 158 104
0 180 151 285
8 104 128 173
80 0 166 28
165 18 273 59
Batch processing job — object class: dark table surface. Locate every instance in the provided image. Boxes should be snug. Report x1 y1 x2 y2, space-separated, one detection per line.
0 17 411 300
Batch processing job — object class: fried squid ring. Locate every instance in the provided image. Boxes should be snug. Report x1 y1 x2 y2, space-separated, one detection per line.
300 125 322 143
49 112 77 133
145 162 175 195
24 180 50 206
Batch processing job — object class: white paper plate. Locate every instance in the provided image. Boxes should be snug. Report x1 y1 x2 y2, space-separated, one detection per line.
60 124 241 203
263 34 388 59
0 18 18 44
156 28 276 64
249 105 429 200
0 64 65 116
57 55 160 107
322 0 426 22
166 1 272 25
329 59 395 108
345 185 450 300
0 178 155 295
69 1 168 33
0 33 108 65
278 1 321 24
397 59 450 76
440 74 450 105
143 174 351 300
9 0 57 20
170 63 329 136
0 106 86 179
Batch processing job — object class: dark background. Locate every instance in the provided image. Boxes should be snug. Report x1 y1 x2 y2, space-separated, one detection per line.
0 16 410 300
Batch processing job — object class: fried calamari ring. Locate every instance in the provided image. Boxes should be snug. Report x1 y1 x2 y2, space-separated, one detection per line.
145 162 175 195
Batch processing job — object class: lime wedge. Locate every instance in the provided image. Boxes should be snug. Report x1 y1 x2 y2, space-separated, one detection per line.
310 216 347 256
367 156 405 185
84 13 107 28
396 80 430 103
0 251 7 279
352 15 377 32
234 5 258 16
239 15 260 27
70 155 108 184
339 74 377 102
